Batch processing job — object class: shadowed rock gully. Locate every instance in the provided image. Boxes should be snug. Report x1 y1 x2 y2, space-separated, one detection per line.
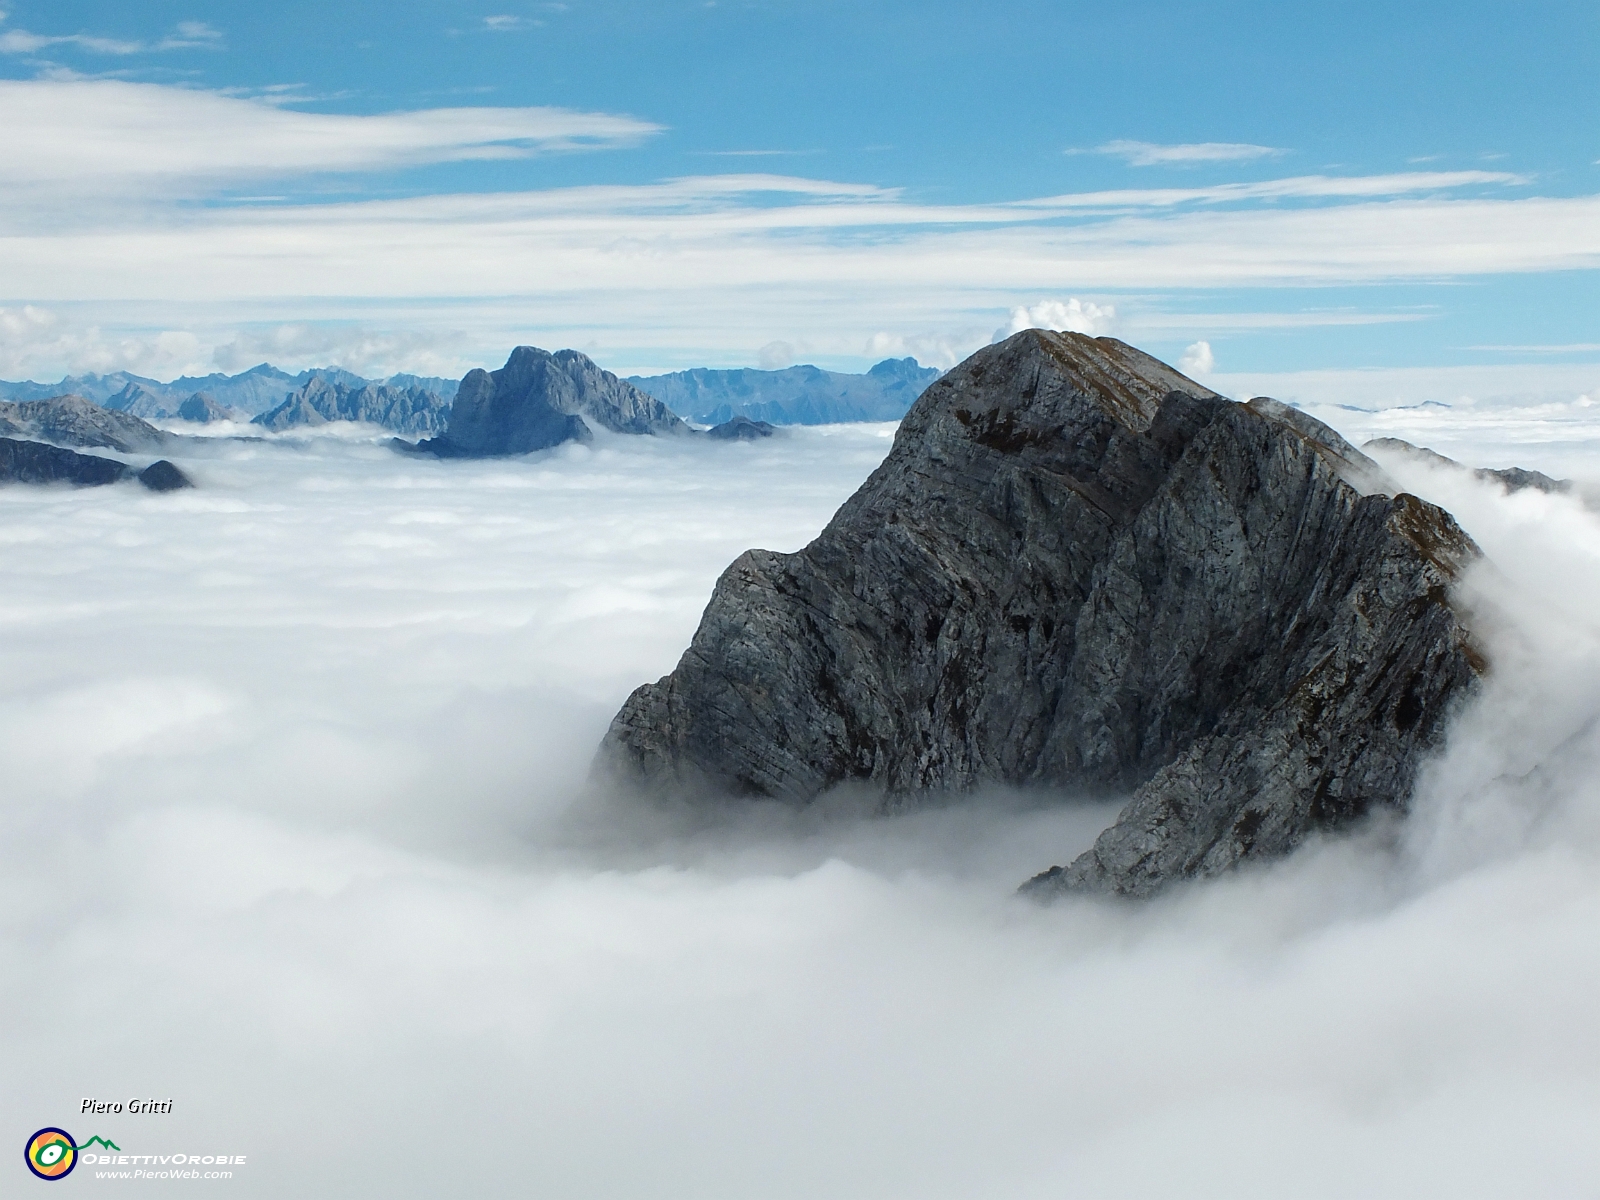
596 331 1485 896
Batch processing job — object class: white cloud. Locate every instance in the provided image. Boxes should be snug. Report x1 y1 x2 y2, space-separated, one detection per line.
864 329 985 371
4 423 1600 1194
0 19 222 56
994 298 1117 342
0 80 661 201
1015 170 1526 211
0 81 1582 382
482 15 539 31
210 323 473 378
1179 339 1215 376
0 303 206 380
1088 139 1286 167
757 340 796 369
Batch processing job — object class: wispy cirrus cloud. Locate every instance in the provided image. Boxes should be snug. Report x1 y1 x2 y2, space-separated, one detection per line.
482 15 540 32
0 80 662 201
1082 139 1286 167
0 17 222 55
1016 171 1525 211
0 81 1586 386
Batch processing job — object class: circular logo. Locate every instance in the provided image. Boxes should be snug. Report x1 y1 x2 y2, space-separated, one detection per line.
25 1129 77 1181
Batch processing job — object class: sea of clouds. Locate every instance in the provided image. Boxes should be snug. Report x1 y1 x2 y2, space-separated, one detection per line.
3 414 1599 1196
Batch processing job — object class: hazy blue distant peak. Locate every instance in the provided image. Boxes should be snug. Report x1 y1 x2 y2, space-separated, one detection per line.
868 357 941 383
627 357 940 426
0 362 463 415
0 370 164 405
384 372 461 399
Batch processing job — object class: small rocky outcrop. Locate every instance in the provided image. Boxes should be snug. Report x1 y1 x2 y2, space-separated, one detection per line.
0 395 173 453
706 415 776 441
253 377 449 435
410 346 686 457
137 460 194 491
597 331 1484 896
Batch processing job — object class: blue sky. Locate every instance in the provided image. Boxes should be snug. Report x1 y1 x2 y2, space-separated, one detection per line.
0 0 1596 401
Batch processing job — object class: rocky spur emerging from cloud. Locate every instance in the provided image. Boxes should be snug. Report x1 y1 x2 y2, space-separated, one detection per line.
598 330 1485 896
0 437 192 491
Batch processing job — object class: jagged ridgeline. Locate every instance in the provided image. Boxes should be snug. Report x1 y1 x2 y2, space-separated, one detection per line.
597 330 1485 896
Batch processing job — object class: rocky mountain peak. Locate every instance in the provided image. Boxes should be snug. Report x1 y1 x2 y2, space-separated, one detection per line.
597 330 1484 896
412 345 687 457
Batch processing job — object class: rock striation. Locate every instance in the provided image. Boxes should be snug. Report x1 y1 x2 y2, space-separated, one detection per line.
630 357 940 426
253 375 450 435
0 437 192 491
0 395 173 453
597 330 1484 896
410 346 687 457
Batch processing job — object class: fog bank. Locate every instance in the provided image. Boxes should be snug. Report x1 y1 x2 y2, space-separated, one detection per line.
3 419 1598 1196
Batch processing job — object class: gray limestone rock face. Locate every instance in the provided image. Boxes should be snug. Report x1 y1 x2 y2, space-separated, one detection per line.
0 395 172 453
597 330 1485 896
412 346 685 457
0 436 133 486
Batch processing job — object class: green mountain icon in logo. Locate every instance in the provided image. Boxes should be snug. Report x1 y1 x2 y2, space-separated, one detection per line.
75 1136 121 1152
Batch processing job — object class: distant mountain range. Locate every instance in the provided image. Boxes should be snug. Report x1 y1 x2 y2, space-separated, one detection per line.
0 363 461 417
0 356 939 433
627 357 939 425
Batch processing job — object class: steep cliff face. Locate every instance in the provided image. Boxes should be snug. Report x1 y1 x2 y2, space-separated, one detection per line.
597 330 1484 895
412 346 687 457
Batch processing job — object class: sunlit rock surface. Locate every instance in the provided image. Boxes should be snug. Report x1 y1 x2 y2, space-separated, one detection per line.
599 330 1484 896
